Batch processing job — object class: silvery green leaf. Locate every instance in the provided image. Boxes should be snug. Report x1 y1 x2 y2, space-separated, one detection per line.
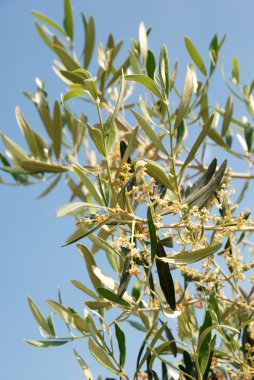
158 243 222 265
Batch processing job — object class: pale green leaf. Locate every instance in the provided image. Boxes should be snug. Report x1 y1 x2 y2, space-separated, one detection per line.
104 117 117 156
47 300 88 332
83 15 95 69
28 297 54 336
180 114 214 175
184 36 207 76
34 22 53 49
88 339 119 375
85 301 112 310
74 349 94 380
1 133 28 166
20 160 69 173
62 89 88 103
71 163 103 205
25 339 69 347
232 56 240 85
32 11 66 35
131 110 168 155
53 44 80 71
84 77 98 101
15 107 40 157
197 324 239 352
125 74 163 100
139 22 148 65
63 0 73 40
159 44 170 96
221 96 233 137
92 266 133 304
57 202 108 217
56 202 86 217
144 159 174 191
174 67 193 129
87 124 106 156
77 244 102 290
158 242 222 265
71 280 99 300
37 174 62 199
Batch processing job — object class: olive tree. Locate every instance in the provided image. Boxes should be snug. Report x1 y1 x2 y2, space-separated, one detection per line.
1 1 254 379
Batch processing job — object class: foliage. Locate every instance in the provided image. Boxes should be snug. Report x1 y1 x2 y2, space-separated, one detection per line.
1 1 254 379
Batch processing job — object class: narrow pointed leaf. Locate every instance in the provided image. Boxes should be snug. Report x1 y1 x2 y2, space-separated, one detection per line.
221 97 233 137
15 107 39 157
115 323 126 366
62 89 88 103
184 160 227 209
28 297 54 336
71 280 99 300
32 11 66 35
37 174 62 199
159 44 170 96
147 206 157 261
131 110 168 155
72 164 103 205
87 125 106 156
137 323 167 373
163 323 177 357
47 300 87 332
104 117 117 155
34 22 53 48
232 56 240 85
144 159 174 191
198 310 212 375
56 202 87 217
146 50 156 79
159 242 222 265
53 44 80 71
187 158 217 197
20 160 69 173
83 15 95 68
73 349 94 380
1 133 28 165
25 339 69 347
174 67 193 129
63 0 73 40
52 101 62 160
156 245 176 311
97 288 130 307
162 362 168 380
158 236 173 248
117 248 131 299
180 115 214 175
184 36 207 76
88 339 119 375
63 218 109 246
84 77 98 100
125 74 163 100
85 301 112 310
139 21 148 65
92 266 133 304
77 244 101 290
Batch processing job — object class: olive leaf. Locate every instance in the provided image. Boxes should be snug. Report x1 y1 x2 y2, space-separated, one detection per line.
156 244 176 311
117 247 132 299
183 159 227 209
158 242 222 265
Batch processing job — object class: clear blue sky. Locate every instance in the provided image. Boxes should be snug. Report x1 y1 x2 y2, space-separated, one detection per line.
0 0 254 379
